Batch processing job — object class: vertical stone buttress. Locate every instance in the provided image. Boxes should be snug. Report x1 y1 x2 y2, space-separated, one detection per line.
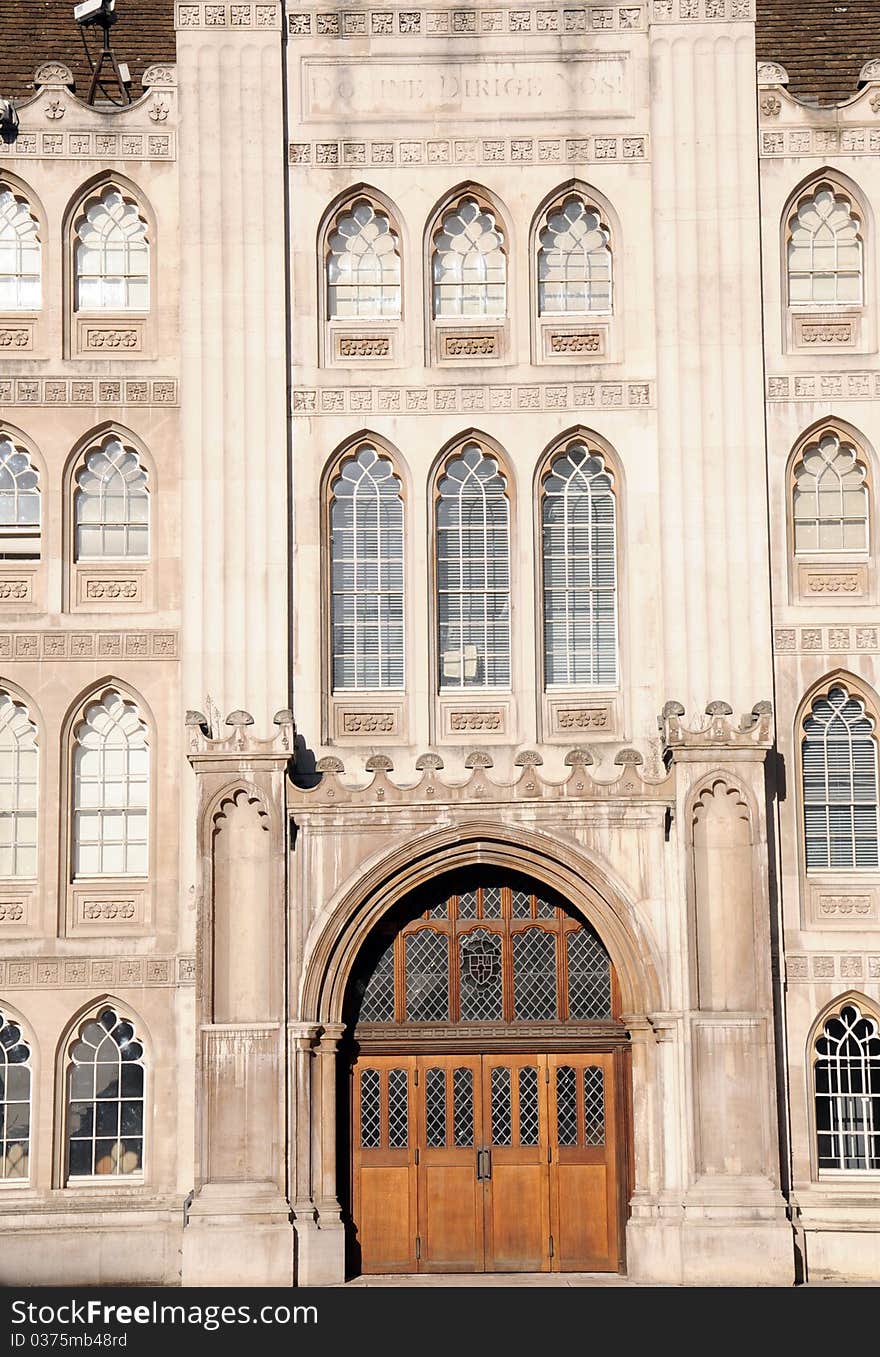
650 7 771 713
176 1 291 1286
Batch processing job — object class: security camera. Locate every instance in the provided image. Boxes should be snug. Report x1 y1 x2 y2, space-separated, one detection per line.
74 0 115 25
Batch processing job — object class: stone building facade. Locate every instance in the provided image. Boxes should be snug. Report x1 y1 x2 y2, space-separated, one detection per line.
0 0 878 1287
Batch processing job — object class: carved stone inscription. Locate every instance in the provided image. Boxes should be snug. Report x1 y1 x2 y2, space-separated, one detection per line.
302 54 632 122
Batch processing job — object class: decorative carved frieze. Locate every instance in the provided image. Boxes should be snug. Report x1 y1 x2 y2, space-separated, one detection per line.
0 631 177 660
553 704 612 732
773 625 879 655
767 373 880 401
448 710 503 732
84 579 140 601
176 2 281 28
0 901 25 922
797 320 853 346
0 956 192 987
441 333 498 359
289 745 672 808
334 334 391 359
0 325 33 351
651 0 753 17
546 329 605 356
288 5 647 38
290 134 648 168
761 127 880 157
0 131 174 161
0 579 32 603
797 564 867 600
0 378 177 407
660 700 773 750
292 380 653 416
331 698 404 740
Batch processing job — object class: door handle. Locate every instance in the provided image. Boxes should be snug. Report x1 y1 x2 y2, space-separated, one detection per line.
476 1147 492 1180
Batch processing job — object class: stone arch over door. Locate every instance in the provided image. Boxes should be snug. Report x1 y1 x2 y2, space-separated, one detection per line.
291 822 664 1284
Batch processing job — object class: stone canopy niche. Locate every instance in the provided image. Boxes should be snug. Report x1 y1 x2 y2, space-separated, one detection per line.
211 789 272 1024
691 779 758 1013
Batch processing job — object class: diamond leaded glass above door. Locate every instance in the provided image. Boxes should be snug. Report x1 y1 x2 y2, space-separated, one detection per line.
350 871 619 1035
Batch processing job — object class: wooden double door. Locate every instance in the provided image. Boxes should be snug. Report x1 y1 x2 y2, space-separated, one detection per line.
352 1051 624 1274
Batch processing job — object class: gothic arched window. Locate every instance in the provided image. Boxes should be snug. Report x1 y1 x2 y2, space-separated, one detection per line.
73 185 149 312
815 1003 880 1172
72 690 149 878
541 439 618 687
792 430 869 555
0 1010 32 1181
787 182 863 308
0 434 40 560
432 196 506 320
326 197 401 320
802 684 880 871
435 443 510 689
537 193 612 316
74 435 149 561
66 1007 145 1179
329 444 405 690
0 183 40 311
0 690 38 880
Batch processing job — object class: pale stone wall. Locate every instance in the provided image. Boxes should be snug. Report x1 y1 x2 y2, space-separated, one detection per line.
759 61 880 1282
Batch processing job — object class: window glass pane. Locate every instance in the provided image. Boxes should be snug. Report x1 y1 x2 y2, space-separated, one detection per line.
74 188 149 312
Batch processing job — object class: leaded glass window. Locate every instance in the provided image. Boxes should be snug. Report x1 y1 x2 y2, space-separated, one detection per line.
815 1004 880 1171
0 691 38 879
453 1067 474 1146
543 442 617 687
583 1066 605 1146
353 877 616 1027
387 1068 409 1147
792 432 868 555
0 436 40 560
802 685 879 871
556 1066 578 1147
330 445 404 690
788 184 862 307
0 1011 31 1180
432 197 506 319
67 1008 145 1178
74 186 149 311
74 437 149 561
359 1069 381 1148
537 195 611 315
72 690 149 877
518 1067 539 1146
436 444 510 689
0 186 40 311
490 1066 511 1145
425 1067 446 1147
327 199 401 319
404 931 449 1022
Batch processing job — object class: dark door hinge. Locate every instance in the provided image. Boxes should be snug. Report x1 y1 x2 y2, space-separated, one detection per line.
549 1235 554 1258
414 1147 419 1165
416 1235 421 1260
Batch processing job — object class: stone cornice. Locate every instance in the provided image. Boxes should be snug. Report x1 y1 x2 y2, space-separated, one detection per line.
659 700 774 755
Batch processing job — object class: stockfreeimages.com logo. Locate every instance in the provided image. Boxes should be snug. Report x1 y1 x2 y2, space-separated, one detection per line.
10 1300 318 1336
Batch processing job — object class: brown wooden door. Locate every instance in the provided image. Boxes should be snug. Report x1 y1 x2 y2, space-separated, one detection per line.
417 1056 485 1272
351 1056 418 1274
548 1052 620 1271
352 1050 623 1274
481 1054 551 1272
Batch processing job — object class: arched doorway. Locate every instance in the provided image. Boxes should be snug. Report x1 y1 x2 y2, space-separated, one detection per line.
342 867 632 1275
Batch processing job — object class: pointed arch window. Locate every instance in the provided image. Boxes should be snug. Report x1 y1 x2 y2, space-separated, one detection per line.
0 1011 32 1181
66 1007 145 1179
327 198 401 320
0 184 40 311
435 443 510 689
0 691 38 879
72 691 149 878
787 183 863 307
537 194 612 315
73 186 149 312
330 444 404 690
0 434 40 559
542 441 618 687
432 196 506 320
792 430 868 555
802 684 880 871
815 1003 880 1172
74 436 149 561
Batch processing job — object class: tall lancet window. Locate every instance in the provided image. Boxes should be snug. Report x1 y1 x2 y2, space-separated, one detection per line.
815 1004 880 1172
0 690 38 879
74 436 149 561
330 445 405 690
792 431 869 555
72 690 149 878
73 185 149 311
0 183 41 311
327 198 401 320
436 443 510 689
802 684 880 871
537 194 612 315
432 197 506 320
788 183 863 307
542 440 618 687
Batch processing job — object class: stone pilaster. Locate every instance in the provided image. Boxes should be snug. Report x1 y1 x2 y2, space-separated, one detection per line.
181 709 295 1287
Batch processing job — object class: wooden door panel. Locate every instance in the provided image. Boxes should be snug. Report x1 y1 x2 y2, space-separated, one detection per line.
352 1057 418 1274
417 1056 484 1272
482 1055 550 1273
549 1053 618 1272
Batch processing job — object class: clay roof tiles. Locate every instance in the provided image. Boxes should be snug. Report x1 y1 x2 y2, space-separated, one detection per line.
0 1 877 108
